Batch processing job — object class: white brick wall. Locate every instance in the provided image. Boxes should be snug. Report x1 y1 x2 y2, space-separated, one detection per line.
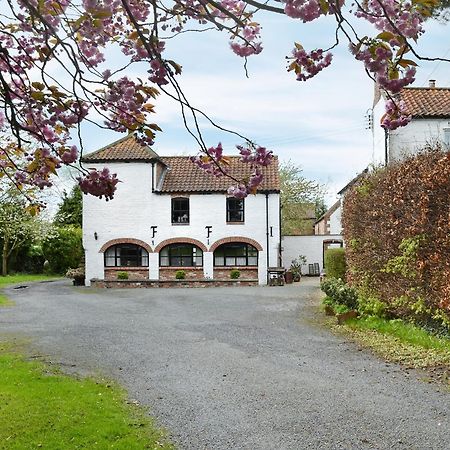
282 235 343 274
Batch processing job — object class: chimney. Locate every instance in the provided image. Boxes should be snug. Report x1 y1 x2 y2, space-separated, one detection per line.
429 79 436 88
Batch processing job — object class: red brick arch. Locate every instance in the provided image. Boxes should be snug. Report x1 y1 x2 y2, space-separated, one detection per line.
154 237 208 253
99 238 153 253
209 236 263 252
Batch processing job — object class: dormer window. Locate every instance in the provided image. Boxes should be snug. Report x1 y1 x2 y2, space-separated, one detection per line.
226 197 244 223
172 197 189 224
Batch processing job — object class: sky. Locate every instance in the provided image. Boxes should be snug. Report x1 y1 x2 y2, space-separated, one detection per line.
70 8 450 207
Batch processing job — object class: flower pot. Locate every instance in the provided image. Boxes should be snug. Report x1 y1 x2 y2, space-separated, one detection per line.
285 271 293 284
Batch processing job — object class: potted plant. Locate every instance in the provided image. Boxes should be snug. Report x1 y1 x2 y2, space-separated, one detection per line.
290 255 306 282
117 271 129 280
66 267 85 286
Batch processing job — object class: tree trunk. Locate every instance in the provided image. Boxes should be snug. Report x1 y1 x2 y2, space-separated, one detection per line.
2 239 8 276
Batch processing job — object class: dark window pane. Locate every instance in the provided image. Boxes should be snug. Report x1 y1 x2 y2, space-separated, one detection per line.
172 198 189 224
159 244 203 267
213 243 258 267
104 244 148 267
226 198 244 222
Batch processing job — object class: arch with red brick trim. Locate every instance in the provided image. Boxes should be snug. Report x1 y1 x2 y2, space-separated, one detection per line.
154 237 208 253
99 238 153 253
209 236 263 252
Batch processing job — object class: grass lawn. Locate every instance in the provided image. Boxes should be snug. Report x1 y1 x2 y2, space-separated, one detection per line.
0 274 62 306
0 342 173 449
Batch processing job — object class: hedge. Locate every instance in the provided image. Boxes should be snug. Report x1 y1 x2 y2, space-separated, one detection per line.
324 248 346 280
342 148 450 330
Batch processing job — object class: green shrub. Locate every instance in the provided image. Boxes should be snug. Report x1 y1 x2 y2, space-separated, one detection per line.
230 269 241 279
324 248 346 280
175 270 186 280
357 295 387 318
117 271 128 280
22 244 45 274
321 278 358 310
42 226 83 274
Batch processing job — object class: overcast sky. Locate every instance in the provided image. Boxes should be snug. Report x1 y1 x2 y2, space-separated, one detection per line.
76 10 450 206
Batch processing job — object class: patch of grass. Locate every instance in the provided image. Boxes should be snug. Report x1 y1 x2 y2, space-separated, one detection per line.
0 274 62 307
0 273 61 288
334 316 450 369
0 341 173 449
347 317 450 352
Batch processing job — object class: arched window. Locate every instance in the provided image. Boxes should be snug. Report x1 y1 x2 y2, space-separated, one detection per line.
214 243 258 267
159 244 203 267
104 244 149 267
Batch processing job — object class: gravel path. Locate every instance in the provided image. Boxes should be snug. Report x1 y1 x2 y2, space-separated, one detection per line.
1 279 449 450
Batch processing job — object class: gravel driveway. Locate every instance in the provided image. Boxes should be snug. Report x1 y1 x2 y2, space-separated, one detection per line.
1 278 449 449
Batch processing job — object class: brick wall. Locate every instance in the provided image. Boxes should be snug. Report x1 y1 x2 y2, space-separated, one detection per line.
91 279 258 288
104 267 149 281
213 267 258 280
159 267 204 281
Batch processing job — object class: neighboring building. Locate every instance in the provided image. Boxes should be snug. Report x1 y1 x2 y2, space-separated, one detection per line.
372 81 450 163
82 135 281 286
314 168 368 237
314 200 341 235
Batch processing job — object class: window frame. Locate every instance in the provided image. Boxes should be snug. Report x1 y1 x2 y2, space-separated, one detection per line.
159 243 203 267
171 197 190 225
213 243 258 267
104 244 149 267
226 197 245 223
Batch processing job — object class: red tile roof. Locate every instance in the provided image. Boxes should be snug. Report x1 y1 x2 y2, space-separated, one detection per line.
399 87 450 118
159 156 280 193
82 135 280 192
82 134 160 163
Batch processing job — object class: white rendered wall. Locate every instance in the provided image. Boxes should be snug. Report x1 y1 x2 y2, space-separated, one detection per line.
388 118 450 161
282 235 343 274
328 206 342 235
83 162 280 285
372 100 450 163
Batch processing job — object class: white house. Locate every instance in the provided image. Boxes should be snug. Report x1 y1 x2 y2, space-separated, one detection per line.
82 134 281 286
372 81 450 163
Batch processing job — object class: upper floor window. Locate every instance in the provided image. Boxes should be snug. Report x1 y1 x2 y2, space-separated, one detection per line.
214 243 258 267
172 197 189 224
104 244 149 267
444 128 450 146
226 198 244 223
160 244 203 267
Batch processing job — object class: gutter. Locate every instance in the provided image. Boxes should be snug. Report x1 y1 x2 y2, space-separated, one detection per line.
265 193 270 284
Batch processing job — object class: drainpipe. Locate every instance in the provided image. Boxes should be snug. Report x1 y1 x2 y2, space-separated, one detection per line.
384 129 388 166
151 162 155 192
278 197 282 267
265 193 270 284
